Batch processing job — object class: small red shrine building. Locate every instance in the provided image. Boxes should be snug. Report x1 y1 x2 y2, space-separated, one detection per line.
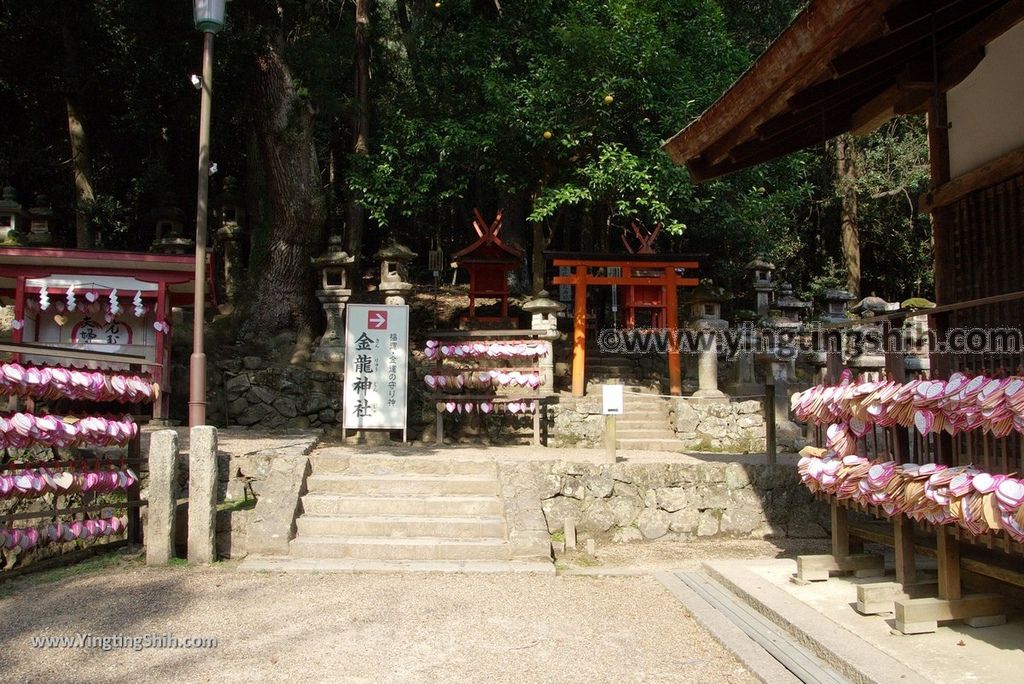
0 247 213 418
452 209 521 324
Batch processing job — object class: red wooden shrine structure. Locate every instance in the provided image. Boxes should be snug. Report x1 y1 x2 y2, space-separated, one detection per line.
0 247 213 418
549 251 700 397
452 209 521 324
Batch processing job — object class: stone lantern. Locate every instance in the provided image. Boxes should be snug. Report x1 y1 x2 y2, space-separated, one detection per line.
376 242 417 305
149 193 193 254
523 290 565 393
0 186 26 242
772 282 811 329
747 257 775 315
311 235 355 367
822 287 856 324
215 177 245 303
847 294 894 373
686 282 730 402
26 194 55 246
901 297 935 373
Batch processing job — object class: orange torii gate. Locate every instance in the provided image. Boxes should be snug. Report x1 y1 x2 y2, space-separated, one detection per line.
549 252 701 397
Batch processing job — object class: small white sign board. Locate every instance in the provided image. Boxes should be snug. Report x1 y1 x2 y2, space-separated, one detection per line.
602 384 624 415
343 304 410 433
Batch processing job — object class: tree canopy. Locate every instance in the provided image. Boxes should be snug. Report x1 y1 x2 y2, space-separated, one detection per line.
0 0 934 338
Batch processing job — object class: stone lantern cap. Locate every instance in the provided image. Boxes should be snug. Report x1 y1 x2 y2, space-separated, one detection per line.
375 242 418 263
824 287 857 303
522 290 566 315
684 281 732 304
851 294 894 316
313 235 355 268
774 282 811 309
900 296 935 311
0 186 23 212
147 192 186 226
745 257 775 271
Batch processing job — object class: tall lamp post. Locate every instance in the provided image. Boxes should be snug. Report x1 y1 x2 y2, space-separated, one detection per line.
189 0 227 427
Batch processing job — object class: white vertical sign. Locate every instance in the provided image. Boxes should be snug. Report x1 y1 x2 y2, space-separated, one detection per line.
602 384 624 415
343 304 409 430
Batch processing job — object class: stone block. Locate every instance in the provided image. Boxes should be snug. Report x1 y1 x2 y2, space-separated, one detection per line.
243 356 264 370
735 400 761 414
274 396 298 418
611 481 639 498
581 500 616 534
318 409 336 424
656 487 690 513
188 426 218 565
542 497 583 534
249 385 276 405
736 414 763 429
146 430 179 565
636 509 671 539
534 473 562 499
237 403 269 426
227 397 248 417
561 476 586 500
582 474 614 498
725 464 751 490
225 374 250 400
719 508 763 535
696 483 730 510
669 508 699 534
697 510 720 536
608 497 642 527
303 392 332 415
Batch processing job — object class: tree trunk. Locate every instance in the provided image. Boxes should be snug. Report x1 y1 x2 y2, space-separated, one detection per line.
61 6 95 249
346 0 371 275
836 134 861 296
241 37 327 355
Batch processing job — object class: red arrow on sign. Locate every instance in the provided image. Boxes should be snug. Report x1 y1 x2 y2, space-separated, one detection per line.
368 310 388 329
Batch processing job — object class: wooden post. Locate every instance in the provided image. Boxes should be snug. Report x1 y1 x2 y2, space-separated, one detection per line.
605 414 617 462
126 429 143 547
831 499 850 559
12 276 25 348
936 526 962 601
664 266 681 395
765 382 776 464
435 405 443 446
572 266 587 397
894 515 918 586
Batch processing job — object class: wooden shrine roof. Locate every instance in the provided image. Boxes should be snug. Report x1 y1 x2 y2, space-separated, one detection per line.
662 0 1024 181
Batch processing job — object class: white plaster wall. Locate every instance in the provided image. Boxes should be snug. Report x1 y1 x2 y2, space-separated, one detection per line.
947 21 1024 178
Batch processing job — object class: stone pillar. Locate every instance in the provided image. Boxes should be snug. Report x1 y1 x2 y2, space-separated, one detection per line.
215 223 242 303
188 425 218 565
312 289 352 367
729 325 762 396
692 323 728 402
146 430 179 565
770 360 793 428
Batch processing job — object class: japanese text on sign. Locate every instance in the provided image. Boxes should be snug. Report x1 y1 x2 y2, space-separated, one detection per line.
343 304 409 430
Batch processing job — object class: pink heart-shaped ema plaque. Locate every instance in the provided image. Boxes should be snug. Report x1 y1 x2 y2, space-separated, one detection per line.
445 402 457 413
10 319 24 330
85 291 98 302
480 403 493 414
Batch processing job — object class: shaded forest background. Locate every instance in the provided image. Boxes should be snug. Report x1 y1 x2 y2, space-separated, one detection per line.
0 0 934 342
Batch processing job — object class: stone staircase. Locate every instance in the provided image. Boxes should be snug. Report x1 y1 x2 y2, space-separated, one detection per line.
243 452 553 572
614 392 688 453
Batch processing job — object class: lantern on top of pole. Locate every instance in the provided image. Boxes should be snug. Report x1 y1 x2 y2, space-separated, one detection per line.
188 0 227 427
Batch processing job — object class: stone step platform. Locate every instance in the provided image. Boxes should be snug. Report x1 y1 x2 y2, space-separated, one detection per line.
301 493 504 517
312 453 496 476
289 535 511 561
306 473 501 496
615 438 689 452
295 513 506 539
614 419 674 430
616 431 678 441
238 556 555 575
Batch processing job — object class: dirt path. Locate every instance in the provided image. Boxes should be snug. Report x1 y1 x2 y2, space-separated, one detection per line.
0 557 755 683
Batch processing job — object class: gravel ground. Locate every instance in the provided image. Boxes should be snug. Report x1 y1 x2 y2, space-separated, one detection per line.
0 557 756 684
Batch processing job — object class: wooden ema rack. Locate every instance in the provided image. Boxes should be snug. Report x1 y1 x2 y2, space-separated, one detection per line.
427 330 552 447
794 398 1021 634
0 343 158 575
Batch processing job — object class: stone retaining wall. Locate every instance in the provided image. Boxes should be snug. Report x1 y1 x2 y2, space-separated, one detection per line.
501 460 827 543
212 357 342 429
550 396 794 453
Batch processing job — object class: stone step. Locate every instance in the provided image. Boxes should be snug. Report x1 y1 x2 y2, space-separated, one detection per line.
614 410 670 420
614 419 672 429
239 556 555 575
301 494 504 517
616 431 677 440
289 535 511 561
313 454 496 476
615 438 689 452
296 513 506 538
306 474 501 496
